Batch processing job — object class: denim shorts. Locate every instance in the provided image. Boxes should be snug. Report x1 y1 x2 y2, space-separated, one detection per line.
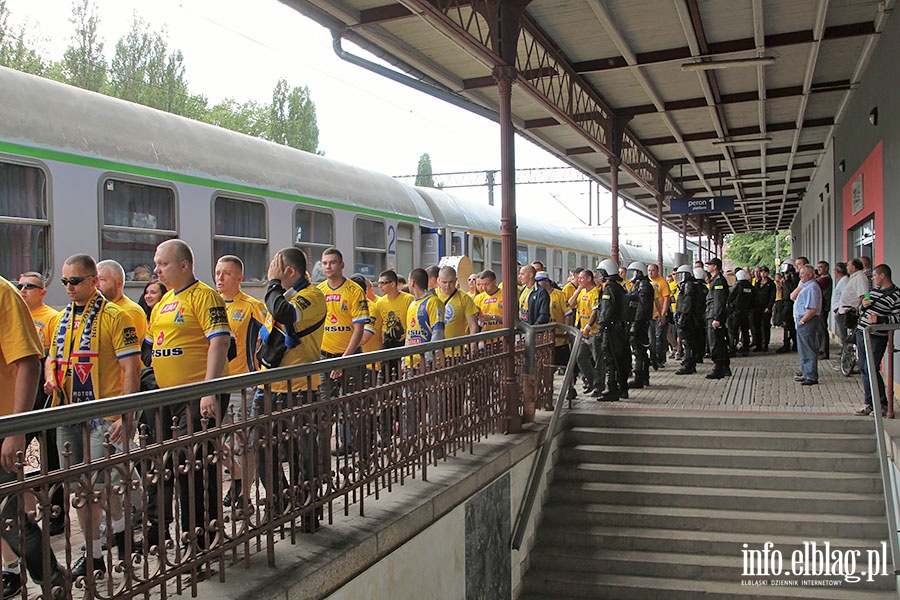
56 420 120 485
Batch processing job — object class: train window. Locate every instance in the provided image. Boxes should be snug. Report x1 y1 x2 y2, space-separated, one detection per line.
101 177 176 282
517 244 528 265
471 235 485 274
552 249 563 283
491 239 502 283
294 207 334 266
396 222 414 279
451 231 465 256
0 161 50 279
354 217 385 278
580 254 588 269
567 252 576 272
213 196 268 283
535 246 547 268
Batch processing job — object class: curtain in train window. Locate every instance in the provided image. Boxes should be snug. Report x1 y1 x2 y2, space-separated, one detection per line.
101 178 176 281
535 246 547 269
0 162 50 279
355 218 385 279
294 208 334 282
491 239 502 283
396 223 414 280
552 249 563 283
471 235 485 274
213 197 268 283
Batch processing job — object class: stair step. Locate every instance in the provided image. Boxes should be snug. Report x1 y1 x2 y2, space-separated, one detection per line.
567 412 876 435
536 525 891 557
560 444 880 472
554 463 883 493
566 427 876 453
549 481 885 515
540 503 889 539
521 571 898 599
528 549 895 591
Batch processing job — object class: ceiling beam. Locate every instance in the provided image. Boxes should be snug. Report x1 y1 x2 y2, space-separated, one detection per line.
661 143 824 167
640 117 833 146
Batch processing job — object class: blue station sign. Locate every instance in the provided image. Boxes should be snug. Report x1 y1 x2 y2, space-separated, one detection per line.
670 196 735 214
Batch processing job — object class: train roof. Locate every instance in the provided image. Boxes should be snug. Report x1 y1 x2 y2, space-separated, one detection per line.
0 67 435 225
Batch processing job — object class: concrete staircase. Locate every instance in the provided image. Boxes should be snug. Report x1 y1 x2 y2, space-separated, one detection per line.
520 412 898 599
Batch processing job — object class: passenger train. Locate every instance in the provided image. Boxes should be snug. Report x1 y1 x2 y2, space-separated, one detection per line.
0 66 673 308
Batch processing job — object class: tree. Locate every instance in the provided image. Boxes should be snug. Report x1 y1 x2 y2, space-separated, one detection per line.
0 0 44 75
416 153 436 187
60 0 106 91
725 230 792 270
204 97 269 138
267 78 319 153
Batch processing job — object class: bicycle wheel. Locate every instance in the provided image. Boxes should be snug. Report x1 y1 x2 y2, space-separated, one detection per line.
840 343 857 377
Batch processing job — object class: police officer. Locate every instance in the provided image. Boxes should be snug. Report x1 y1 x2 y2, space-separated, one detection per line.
625 261 654 389
705 258 731 379
752 266 776 352
777 259 799 353
675 265 701 375
588 259 630 400
727 269 755 356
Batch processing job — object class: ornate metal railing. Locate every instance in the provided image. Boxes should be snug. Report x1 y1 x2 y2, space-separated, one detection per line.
0 328 557 599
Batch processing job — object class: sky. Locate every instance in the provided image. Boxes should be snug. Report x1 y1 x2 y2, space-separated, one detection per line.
5 0 685 254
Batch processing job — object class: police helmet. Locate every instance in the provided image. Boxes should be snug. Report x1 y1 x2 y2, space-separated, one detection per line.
735 269 751 282
675 264 692 283
597 258 619 279
692 267 708 281
781 259 794 273
626 261 647 281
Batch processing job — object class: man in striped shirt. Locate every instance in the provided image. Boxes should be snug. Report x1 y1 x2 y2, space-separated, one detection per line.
854 264 900 416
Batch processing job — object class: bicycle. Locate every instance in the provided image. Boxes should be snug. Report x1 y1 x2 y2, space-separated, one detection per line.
839 310 859 377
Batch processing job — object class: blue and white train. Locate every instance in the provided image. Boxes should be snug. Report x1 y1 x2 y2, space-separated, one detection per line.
0 66 672 307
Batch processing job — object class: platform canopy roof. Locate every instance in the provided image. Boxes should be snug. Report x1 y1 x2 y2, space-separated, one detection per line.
282 0 891 238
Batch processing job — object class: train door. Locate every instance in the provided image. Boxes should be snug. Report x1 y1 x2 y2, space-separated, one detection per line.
450 229 466 256
421 226 442 267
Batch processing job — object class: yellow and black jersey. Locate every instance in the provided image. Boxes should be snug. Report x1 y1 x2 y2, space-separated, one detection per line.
224 291 267 375
317 278 370 355
30 303 59 354
374 292 414 347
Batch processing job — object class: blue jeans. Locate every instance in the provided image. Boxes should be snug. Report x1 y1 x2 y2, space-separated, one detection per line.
857 330 888 409
796 320 819 383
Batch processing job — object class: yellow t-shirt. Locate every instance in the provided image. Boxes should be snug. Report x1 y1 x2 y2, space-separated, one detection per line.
261 283 326 393
474 289 503 332
518 285 534 321
576 286 600 333
224 291 267 375
650 275 671 318
317 278 370 355
668 280 679 313
548 288 570 346
562 282 577 302
0 277 43 416
437 289 479 339
405 292 444 368
147 280 231 389
48 301 140 405
374 292 414 347
30 303 59 353
114 295 147 347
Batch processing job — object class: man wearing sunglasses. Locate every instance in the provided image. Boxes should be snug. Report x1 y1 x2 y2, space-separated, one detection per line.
44 254 141 578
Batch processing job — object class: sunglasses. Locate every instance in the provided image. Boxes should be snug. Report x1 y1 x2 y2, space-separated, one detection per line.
16 283 43 291
60 276 90 287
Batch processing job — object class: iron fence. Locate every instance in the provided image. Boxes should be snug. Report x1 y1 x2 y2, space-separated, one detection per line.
0 327 558 599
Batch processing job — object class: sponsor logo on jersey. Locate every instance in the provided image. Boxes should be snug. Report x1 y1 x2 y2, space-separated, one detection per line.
174 308 185 323
123 327 139 347
156 331 165 346
73 363 93 384
160 301 179 314
152 348 184 358
231 309 245 322
209 306 228 326
329 313 338 325
325 293 341 303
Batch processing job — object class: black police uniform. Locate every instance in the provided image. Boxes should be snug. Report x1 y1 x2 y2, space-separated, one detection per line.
778 267 800 352
627 274 655 388
752 276 776 351
727 278 755 356
596 275 630 400
676 276 703 374
706 271 731 379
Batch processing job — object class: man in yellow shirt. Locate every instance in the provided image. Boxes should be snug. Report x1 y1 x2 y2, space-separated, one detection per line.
259 248 326 531
97 260 147 344
403 268 444 443
569 269 603 394
46 254 141 577
648 263 671 369
537 272 575 399
562 268 582 304
437 266 478 340
0 276 65 594
474 270 503 332
215 255 267 510
145 239 231 554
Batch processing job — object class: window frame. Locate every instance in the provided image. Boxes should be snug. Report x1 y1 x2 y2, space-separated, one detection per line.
211 193 269 286
0 155 52 280
396 222 415 280
471 234 485 274
98 172 178 286
354 215 387 279
293 205 336 262
490 238 503 283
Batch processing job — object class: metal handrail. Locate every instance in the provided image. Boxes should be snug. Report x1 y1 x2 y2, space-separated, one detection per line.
0 328 513 437
515 321 558 375
862 323 900 573
511 324 582 550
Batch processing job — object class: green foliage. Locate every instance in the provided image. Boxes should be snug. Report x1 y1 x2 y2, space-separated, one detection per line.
60 0 106 91
416 153 436 187
0 0 45 75
267 78 319 152
203 97 269 138
725 230 792 270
